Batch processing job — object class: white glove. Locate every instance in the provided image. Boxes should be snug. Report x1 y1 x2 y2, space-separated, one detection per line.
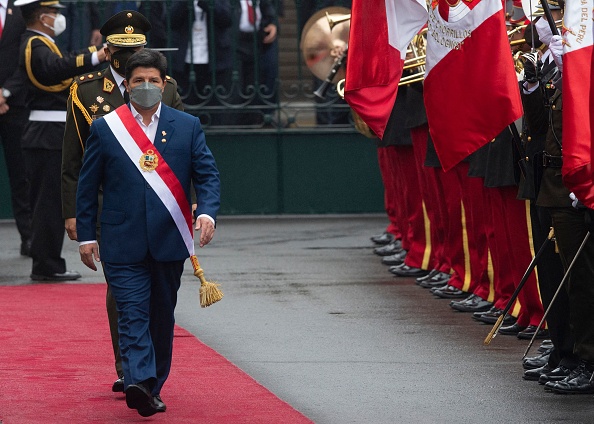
535 17 553 46
570 192 579 209
549 35 564 72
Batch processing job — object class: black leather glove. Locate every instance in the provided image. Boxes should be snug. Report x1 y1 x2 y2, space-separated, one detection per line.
584 208 594 234
522 52 541 84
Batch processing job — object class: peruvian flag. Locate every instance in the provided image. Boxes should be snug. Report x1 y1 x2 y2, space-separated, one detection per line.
561 0 594 208
344 0 428 139
424 0 523 171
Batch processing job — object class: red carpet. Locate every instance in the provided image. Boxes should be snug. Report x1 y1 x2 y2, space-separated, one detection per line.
0 284 313 423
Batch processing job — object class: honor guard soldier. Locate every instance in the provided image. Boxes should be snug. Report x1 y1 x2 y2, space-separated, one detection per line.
0 0 32 257
519 2 594 392
10 0 106 281
61 10 182 396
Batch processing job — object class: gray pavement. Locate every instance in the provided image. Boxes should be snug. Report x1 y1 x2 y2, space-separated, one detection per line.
2 216 594 423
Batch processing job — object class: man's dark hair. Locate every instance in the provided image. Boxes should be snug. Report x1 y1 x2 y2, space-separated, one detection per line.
125 49 167 82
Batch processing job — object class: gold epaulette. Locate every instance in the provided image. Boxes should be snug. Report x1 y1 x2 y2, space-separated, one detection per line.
70 81 93 126
75 70 105 85
25 36 72 92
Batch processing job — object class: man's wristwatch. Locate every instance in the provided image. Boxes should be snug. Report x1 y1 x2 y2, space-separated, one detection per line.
2 88 11 99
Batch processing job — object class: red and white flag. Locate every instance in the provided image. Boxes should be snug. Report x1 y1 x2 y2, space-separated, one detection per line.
424 0 522 171
344 0 428 139
561 0 594 208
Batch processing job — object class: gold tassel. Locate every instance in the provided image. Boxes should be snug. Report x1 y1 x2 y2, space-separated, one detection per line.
483 315 504 345
190 255 223 308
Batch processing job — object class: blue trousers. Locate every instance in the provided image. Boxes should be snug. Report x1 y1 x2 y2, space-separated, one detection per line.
104 255 184 395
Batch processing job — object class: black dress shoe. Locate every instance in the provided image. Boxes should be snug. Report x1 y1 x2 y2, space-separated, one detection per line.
112 376 124 393
523 364 552 381
153 395 166 412
450 294 493 312
432 285 467 299
473 307 516 325
126 383 159 417
381 250 407 266
20 239 32 257
419 272 451 288
552 362 594 394
538 339 553 353
517 325 550 340
371 232 395 246
416 269 439 283
498 322 527 336
30 270 82 281
544 365 583 391
523 351 552 370
392 264 429 278
374 241 403 256
539 365 574 385
388 264 405 274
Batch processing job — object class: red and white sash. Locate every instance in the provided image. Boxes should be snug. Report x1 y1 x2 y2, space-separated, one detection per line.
103 105 195 256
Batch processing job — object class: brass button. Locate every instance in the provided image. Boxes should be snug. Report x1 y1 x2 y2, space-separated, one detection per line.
527 136 532 141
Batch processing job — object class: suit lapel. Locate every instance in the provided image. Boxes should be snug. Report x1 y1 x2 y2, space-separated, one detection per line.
154 105 175 155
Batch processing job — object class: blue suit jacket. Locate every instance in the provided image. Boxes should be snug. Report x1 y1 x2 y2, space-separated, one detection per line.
76 104 221 263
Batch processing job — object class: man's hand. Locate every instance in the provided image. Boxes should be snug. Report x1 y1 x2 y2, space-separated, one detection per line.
65 217 78 240
0 90 8 115
79 242 100 271
262 24 277 44
96 46 107 63
195 216 215 247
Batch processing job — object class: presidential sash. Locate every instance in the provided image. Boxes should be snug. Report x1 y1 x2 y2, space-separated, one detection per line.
103 105 195 256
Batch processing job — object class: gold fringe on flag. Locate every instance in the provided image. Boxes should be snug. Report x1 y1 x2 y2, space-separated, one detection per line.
190 255 223 308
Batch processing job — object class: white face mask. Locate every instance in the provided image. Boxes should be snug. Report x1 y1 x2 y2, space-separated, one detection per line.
41 13 66 37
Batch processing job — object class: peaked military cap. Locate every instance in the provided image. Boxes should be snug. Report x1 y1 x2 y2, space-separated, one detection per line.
534 0 562 15
14 0 65 8
100 10 151 47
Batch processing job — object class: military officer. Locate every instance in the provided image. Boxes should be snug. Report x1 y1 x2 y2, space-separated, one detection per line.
61 10 183 396
9 0 106 281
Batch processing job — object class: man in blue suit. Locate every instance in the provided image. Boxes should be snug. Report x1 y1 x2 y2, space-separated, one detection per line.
76 49 220 417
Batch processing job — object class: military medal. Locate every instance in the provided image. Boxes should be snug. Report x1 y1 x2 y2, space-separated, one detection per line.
140 150 159 172
103 78 115 93
89 104 99 113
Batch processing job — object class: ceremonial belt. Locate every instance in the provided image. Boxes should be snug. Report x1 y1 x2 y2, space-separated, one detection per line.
103 105 195 256
29 110 67 122
542 152 563 168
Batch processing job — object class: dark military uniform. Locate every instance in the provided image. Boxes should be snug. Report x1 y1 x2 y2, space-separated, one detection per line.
61 10 183 385
522 55 582 374
0 1 31 255
17 26 100 278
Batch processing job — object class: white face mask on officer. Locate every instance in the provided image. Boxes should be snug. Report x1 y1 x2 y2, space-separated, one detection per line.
41 13 67 37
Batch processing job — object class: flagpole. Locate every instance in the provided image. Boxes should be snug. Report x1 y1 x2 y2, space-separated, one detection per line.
540 0 560 36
